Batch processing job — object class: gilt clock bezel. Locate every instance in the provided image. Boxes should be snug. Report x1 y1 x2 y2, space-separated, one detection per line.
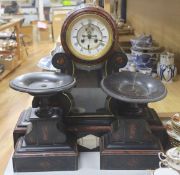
61 6 117 65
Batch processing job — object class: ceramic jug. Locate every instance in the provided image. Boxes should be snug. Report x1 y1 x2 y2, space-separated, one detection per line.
157 52 177 82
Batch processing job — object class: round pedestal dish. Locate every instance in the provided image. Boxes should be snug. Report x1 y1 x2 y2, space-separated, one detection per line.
101 71 167 103
10 72 76 96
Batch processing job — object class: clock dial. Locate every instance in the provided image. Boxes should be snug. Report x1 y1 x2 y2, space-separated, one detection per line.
61 6 116 64
66 14 113 61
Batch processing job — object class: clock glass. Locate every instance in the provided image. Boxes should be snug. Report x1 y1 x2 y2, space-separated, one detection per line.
66 14 114 61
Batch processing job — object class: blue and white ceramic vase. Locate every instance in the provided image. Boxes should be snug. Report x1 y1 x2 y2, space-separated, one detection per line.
130 35 161 75
157 52 177 83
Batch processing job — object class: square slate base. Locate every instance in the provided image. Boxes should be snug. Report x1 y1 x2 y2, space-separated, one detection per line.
13 138 78 172
100 146 160 170
100 119 162 170
5 152 153 175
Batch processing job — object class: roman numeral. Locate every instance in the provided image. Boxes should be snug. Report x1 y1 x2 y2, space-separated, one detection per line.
87 44 90 50
100 28 105 31
74 43 78 47
100 42 105 46
88 19 92 24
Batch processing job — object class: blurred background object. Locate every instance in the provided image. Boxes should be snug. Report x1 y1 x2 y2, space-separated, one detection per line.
4 1 19 14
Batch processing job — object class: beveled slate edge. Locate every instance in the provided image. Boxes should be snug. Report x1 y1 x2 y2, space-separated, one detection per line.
13 137 78 172
9 72 76 96
100 72 167 103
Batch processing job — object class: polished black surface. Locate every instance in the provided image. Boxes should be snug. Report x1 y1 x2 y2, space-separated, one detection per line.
101 71 167 103
105 52 128 75
10 72 76 96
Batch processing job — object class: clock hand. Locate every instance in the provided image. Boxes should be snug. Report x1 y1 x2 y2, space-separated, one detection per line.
94 39 105 43
98 39 105 42
88 36 91 50
91 35 98 37
82 34 93 40
82 34 97 38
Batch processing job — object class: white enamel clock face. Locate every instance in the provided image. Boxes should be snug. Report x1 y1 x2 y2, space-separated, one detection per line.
66 14 113 61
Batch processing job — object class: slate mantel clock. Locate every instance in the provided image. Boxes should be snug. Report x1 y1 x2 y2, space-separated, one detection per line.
12 4 169 173
61 5 117 65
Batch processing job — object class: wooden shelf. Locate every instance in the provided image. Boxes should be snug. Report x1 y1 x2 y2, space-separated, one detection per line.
0 18 24 81
0 70 11 80
0 49 17 55
0 60 21 80
0 18 23 31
